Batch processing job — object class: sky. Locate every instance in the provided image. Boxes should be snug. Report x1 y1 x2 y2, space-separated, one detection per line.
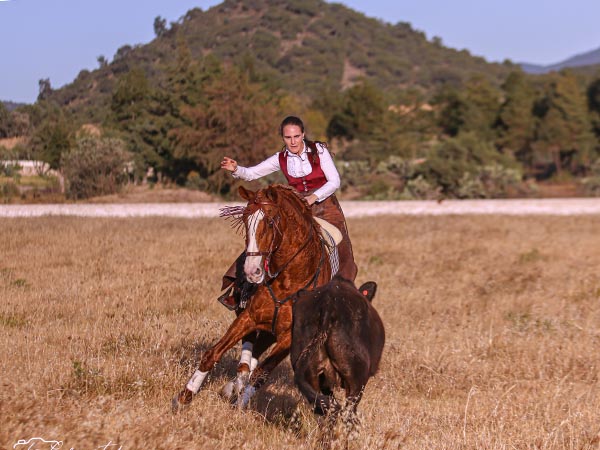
1 0 600 104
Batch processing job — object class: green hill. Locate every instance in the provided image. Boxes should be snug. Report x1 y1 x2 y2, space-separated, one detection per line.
6 0 599 203
47 0 514 119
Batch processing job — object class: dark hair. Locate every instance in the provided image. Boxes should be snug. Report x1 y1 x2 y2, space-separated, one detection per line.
279 116 305 136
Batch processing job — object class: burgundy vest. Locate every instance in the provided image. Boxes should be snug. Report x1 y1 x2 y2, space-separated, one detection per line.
278 141 328 193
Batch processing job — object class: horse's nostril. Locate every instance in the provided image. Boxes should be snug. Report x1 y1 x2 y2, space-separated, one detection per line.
254 268 262 275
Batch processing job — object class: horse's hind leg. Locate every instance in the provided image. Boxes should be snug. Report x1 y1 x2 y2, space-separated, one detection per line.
172 312 256 412
221 331 275 402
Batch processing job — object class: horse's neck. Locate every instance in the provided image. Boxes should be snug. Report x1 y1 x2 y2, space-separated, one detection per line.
271 215 329 287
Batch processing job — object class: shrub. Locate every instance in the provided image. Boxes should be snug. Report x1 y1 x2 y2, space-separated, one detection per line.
185 170 207 191
581 159 600 196
402 175 440 200
335 159 370 191
62 136 130 199
456 163 522 198
0 181 20 202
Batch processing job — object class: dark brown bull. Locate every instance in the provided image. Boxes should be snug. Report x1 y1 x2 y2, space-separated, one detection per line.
290 275 385 417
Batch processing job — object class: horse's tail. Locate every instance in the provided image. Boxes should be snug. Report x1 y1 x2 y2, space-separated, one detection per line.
294 298 339 415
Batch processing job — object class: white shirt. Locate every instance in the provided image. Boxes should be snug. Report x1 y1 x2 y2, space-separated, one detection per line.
232 142 340 202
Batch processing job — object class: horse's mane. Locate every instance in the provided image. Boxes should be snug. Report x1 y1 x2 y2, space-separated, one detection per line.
220 184 318 234
267 184 313 220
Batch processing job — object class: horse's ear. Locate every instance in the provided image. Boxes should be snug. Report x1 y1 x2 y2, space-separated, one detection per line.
265 186 278 202
358 281 377 302
238 186 255 202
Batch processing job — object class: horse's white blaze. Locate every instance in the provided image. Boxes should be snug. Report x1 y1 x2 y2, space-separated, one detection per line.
186 369 208 393
245 209 265 283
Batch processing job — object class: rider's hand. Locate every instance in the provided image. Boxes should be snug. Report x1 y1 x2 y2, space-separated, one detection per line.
221 156 238 173
305 194 318 206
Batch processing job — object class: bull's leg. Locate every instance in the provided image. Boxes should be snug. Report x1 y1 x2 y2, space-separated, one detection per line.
237 331 292 409
172 311 256 413
336 372 367 436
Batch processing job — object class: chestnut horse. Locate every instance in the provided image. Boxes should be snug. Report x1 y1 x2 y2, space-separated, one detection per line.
172 184 332 411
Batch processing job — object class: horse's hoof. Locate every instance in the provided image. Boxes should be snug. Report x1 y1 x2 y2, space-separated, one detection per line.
171 389 193 414
237 385 256 409
220 380 236 402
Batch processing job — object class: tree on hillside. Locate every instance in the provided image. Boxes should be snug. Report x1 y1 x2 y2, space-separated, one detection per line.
170 66 280 195
0 102 9 138
433 76 501 141
97 55 108 69
461 75 502 141
164 37 208 109
496 71 536 171
432 85 466 137
37 78 53 102
326 80 386 141
588 77 600 138
110 67 160 177
154 16 167 38
534 71 595 176
30 112 74 170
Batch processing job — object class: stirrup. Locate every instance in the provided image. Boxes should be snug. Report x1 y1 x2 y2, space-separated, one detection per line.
218 287 238 311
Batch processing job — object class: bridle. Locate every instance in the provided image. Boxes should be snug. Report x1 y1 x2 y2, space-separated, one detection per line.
244 198 327 334
244 200 315 281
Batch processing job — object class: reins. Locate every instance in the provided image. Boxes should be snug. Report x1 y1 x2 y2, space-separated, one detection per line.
247 198 327 334
266 236 326 334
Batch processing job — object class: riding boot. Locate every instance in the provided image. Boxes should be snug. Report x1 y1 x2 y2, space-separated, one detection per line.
217 258 239 310
218 285 238 310
218 252 256 311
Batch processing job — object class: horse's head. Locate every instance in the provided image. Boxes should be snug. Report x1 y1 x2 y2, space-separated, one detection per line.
238 185 285 284
221 184 318 285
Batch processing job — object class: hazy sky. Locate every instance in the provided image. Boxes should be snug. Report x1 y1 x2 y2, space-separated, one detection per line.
1 0 600 104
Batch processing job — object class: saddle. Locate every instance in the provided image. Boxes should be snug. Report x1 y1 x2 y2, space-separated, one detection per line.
314 217 342 278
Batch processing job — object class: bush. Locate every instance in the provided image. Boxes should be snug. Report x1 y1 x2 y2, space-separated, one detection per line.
420 133 517 197
456 164 522 198
62 136 130 199
185 170 207 191
0 180 20 202
335 159 370 191
581 159 600 196
402 175 440 200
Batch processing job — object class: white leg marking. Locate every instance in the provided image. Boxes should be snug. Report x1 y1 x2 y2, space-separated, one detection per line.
240 341 253 368
186 370 208 394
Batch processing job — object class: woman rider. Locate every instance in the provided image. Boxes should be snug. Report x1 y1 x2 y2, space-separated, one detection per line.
218 115 357 309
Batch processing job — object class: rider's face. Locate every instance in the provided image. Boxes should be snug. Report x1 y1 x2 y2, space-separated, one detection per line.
282 125 305 155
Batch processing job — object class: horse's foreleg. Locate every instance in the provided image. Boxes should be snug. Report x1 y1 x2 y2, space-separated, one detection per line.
172 312 256 412
237 331 292 409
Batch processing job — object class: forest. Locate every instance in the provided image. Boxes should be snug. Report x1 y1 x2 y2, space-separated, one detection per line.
1 0 600 201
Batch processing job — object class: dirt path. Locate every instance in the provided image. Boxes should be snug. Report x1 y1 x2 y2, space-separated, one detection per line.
1 198 600 217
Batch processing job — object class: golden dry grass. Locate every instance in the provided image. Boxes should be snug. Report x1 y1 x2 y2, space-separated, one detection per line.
1 215 599 449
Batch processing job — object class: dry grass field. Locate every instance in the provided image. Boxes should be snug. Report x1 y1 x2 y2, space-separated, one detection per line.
1 215 599 449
